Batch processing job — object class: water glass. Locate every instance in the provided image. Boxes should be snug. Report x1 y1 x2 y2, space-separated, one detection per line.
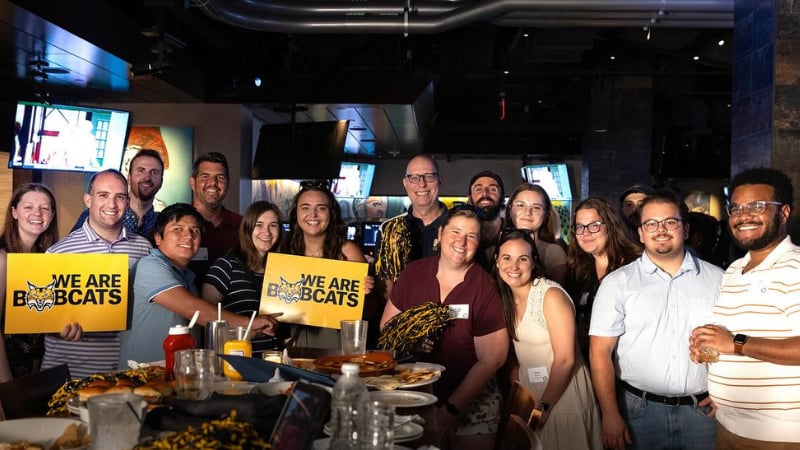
87 393 147 450
340 319 368 355
174 349 216 400
363 400 395 449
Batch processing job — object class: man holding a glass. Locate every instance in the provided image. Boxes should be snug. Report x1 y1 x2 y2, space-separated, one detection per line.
690 167 800 449
590 191 722 450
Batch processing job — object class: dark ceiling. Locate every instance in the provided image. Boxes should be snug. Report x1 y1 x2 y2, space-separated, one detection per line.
0 0 732 160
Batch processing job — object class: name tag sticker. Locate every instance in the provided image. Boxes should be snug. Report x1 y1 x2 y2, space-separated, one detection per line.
448 304 469 319
527 366 549 384
192 247 209 261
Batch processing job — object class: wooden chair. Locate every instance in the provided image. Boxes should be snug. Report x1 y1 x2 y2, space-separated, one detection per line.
0 364 70 420
502 380 540 427
496 414 543 450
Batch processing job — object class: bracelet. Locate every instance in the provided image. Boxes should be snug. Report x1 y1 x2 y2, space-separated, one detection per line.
443 400 460 416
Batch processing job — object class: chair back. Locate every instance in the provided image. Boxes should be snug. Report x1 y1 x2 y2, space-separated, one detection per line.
0 364 70 420
496 414 543 450
504 380 540 426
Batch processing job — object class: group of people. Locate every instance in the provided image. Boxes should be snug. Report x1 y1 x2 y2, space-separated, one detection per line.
0 148 797 450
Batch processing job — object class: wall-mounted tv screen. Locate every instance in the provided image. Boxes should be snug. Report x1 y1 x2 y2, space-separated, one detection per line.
331 161 376 198
520 163 573 201
10 102 130 173
252 120 348 180
361 222 382 249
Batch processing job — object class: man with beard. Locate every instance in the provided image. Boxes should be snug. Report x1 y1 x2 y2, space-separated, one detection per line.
590 191 721 450
619 184 652 240
188 152 242 281
376 155 447 297
690 168 800 449
467 170 505 271
70 149 163 243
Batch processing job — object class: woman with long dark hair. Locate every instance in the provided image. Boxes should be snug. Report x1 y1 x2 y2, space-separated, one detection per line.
0 183 60 381
203 201 284 356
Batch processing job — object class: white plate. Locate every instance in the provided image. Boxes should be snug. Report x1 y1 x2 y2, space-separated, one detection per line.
0 418 86 447
370 390 438 408
322 421 423 443
395 362 446 373
313 437 413 449
213 381 257 395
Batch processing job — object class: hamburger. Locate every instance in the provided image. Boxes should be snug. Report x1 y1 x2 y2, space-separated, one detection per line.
77 386 108 402
132 384 163 403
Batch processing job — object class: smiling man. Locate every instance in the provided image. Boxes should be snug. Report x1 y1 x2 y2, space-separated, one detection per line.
375 155 448 296
590 191 721 450
119 203 278 366
42 170 153 378
690 168 800 449
467 170 505 271
188 152 243 281
70 149 164 243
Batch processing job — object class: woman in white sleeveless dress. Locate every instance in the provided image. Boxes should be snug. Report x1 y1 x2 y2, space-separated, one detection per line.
494 229 602 449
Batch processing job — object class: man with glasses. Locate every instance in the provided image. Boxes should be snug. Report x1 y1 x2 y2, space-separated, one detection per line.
690 167 800 449
467 170 505 271
376 155 447 296
590 191 721 450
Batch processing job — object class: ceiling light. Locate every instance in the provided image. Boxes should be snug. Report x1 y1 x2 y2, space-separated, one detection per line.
693 56 700 61
523 33 529 38
718 39 725 46
503 70 509 75
609 56 616 60
254 77 262 87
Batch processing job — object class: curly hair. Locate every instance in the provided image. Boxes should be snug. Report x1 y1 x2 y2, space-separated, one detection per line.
729 167 794 209
280 186 348 260
565 198 641 299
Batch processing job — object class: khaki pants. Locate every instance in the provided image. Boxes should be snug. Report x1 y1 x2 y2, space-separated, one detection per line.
716 423 800 450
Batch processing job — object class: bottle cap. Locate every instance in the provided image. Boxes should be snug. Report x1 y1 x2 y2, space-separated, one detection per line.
168 325 191 335
341 362 360 375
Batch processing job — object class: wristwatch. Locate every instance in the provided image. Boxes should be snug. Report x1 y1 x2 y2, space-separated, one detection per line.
537 401 552 413
733 333 749 356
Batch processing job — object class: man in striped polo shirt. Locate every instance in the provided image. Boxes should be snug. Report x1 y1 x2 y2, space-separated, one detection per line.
41 169 152 378
691 167 800 448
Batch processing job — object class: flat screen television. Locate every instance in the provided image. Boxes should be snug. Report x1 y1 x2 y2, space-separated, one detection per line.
361 222 382 249
252 121 348 180
10 101 130 173
331 161 376 198
520 163 573 201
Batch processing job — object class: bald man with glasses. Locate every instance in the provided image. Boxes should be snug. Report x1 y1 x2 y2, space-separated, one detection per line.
375 155 448 297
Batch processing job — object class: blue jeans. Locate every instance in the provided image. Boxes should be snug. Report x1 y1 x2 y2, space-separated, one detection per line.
619 389 717 450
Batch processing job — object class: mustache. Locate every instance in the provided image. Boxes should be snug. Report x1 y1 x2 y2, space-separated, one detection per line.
733 220 762 227
477 196 496 205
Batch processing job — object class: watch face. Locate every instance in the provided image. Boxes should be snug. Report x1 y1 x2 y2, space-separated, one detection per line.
734 334 748 344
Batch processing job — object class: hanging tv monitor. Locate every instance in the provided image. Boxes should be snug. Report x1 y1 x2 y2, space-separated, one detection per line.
520 163 573 201
10 101 130 173
252 120 348 180
331 161 376 198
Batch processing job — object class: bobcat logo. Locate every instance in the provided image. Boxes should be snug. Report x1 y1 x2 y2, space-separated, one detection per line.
277 277 303 304
25 280 56 312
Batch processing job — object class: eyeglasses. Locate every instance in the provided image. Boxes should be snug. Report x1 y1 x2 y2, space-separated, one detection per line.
404 172 438 184
510 201 545 215
726 200 783 216
573 221 604 235
449 201 485 219
640 217 682 233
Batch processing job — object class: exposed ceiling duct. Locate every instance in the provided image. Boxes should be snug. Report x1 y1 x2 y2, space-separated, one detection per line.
193 0 733 34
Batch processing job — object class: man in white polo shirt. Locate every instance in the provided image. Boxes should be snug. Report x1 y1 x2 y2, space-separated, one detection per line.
691 167 800 448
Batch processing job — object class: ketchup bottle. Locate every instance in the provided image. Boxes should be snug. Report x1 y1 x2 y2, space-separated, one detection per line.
163 324 196 380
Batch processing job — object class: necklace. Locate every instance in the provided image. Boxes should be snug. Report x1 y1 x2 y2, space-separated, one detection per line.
307 248 323 257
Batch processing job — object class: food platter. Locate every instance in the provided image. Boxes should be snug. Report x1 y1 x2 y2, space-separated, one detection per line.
313 352 396 376
364 362 444 390
369 390 438 408
322 421 423 443
0 418 86 448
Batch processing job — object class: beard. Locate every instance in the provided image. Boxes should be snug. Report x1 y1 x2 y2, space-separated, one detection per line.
732 210 782 251
132 184 157 201
474 197 501 221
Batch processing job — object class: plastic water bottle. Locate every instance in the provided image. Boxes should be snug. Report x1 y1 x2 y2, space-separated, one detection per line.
329 362 368 449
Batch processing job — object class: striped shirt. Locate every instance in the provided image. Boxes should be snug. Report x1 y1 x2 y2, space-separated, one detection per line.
710 236 800 442
41 221 152 378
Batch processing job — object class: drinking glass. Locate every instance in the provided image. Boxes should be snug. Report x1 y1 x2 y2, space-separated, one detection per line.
87 393 146 450
174 349 216 400
340 319 368 355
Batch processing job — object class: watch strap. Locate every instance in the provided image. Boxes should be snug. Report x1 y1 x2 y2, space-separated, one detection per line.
733 333 749 356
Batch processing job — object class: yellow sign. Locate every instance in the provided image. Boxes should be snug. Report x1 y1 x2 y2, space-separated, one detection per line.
259 253 368 329
5 254 130 334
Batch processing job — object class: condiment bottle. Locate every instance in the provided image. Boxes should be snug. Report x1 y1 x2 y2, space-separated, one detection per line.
223 326 252 381
163 324 196 380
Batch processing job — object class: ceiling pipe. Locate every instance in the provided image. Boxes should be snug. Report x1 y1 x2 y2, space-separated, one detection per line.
193 0 734 34
492 19 732 28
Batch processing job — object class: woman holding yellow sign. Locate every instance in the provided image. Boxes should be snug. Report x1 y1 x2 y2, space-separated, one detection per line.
202 201 286 357
280 184 374 349
0 183 60 382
